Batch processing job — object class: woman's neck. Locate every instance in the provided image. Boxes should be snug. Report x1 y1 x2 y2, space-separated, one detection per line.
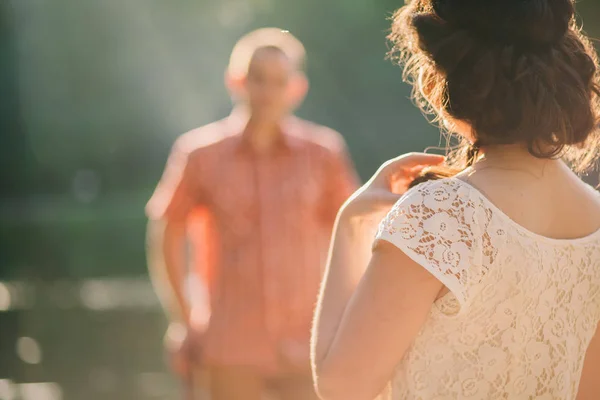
473 143 563 177
478 144 548 164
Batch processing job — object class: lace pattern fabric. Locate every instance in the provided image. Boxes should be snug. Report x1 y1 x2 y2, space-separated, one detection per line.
375 178 600 399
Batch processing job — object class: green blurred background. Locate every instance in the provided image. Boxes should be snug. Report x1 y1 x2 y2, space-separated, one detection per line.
1 1 599 399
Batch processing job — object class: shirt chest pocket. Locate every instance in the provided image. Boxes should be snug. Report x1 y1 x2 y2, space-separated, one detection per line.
278 175 322 225
209 160 324 236
210 174 259 240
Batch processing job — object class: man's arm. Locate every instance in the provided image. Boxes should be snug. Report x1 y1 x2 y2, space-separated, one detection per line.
146 138 201 323
146 218 189 321
320 141 360 226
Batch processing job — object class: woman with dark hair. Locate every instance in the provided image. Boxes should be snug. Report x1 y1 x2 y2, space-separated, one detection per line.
311 0 600 399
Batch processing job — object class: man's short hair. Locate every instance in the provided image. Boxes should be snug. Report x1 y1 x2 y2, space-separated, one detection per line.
228 28 306 79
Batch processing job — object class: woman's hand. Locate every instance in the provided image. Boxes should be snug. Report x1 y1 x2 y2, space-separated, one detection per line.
342 153 445 218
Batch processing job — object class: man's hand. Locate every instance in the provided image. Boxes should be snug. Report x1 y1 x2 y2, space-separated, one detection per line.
164 322 202 377
279 339 312 374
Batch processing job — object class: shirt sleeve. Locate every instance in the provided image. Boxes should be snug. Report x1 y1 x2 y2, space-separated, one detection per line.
146 138 201 223
320 142 360 225
373 180 484 308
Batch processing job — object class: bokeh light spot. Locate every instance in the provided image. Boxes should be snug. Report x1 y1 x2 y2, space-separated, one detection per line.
16 337 42 365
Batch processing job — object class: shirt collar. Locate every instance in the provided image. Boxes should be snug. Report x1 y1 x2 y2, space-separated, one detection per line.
227 106 300 154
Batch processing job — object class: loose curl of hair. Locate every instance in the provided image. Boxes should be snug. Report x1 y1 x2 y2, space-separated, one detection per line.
388 0 600 187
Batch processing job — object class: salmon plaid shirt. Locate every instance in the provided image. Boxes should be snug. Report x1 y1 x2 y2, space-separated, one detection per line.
147 110 359 375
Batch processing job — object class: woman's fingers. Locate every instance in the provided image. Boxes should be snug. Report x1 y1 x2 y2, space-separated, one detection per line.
377 153 444 182
348 152 446 217
390 165 425 181
375 154 442 187
387 152 445 169
365 189 402 208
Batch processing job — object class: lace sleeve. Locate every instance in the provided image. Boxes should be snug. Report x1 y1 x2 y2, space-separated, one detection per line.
374 180 484 308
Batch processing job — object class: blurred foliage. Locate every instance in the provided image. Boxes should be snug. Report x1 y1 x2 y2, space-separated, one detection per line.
1 0 600 278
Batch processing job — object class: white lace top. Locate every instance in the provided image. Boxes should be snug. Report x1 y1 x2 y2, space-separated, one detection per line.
374 178 600 400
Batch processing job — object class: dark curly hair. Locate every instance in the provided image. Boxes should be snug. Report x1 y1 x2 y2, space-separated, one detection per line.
388 0 600 186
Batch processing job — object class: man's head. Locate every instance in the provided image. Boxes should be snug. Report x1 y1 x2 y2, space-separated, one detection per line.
226 28 308 122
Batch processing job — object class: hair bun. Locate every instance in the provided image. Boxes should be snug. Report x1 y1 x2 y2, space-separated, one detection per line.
432 0 573 48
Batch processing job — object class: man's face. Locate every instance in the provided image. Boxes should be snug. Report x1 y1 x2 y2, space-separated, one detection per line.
244 48 295 121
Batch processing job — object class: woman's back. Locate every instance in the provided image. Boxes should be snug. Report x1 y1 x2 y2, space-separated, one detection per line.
376 172 600 399
460 154 600 241
378 0 600 395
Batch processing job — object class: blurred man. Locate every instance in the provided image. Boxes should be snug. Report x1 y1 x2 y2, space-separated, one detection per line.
146 28 358 400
